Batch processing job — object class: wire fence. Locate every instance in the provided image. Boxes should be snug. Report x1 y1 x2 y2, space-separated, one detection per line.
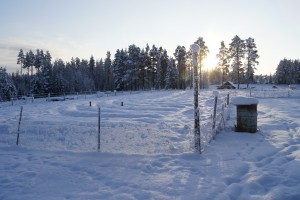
200 91 232 151
249 88 300 98
1 90 234 154
0 90 154 108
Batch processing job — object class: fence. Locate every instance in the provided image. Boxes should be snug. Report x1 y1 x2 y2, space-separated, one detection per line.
200 91 231 151
0 90 150 108
249 87 300 98
0 90 233 154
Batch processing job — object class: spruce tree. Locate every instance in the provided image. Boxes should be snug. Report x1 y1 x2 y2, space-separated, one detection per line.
0 67 17 101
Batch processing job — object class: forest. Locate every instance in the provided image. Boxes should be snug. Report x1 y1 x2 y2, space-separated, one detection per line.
1 35 298 101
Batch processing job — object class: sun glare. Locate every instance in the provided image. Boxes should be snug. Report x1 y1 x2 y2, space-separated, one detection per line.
204 53 218 70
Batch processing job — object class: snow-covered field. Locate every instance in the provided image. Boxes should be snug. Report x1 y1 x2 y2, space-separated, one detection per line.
1 87 300 199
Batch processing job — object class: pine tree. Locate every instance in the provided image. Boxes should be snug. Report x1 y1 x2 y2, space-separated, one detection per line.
17 49 25 74
104 51 113 91
245 37 259 88
194 37 209 89
34 49 44 74
95 59 105 90
165 58 178 89
28 50 35 78
228 35 245 89
89 55 95 79
126 45 140 90
139 48 149 89
174 46 187 89
41 50 52 94
149 45 159 89
216 41 229 85
160 49 169 89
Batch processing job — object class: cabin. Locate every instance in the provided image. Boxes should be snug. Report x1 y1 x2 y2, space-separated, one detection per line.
217 81 236 89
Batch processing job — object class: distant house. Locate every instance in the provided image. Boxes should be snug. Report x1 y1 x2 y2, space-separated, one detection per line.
289 84 299 90
217 81 236 89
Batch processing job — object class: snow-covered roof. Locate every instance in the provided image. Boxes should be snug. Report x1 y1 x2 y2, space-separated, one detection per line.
223 81 235 86
231 96 259 105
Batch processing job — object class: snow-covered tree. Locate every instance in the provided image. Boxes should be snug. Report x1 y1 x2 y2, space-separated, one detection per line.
149 45 159 89
228 35 245 89
113 49 127 90
165 58 178 89
174 46 187 89
0 67 17 101
95 59 105 90
155 47 168 89
139 48 150 89
104 51 113 91
125 45 140 90
41 50 52 94
89 55 95 79
34 49 44 74
274 58 299 84
245 37 259 88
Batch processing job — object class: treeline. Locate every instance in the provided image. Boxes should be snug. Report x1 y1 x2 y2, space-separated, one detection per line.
1 35 264 101
274 58 300 84
12 37 213 97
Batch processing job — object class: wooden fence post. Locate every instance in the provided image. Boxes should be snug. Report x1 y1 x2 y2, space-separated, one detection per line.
98 107 101 152
212 94 218 136
16 106 23 145
227 93 230 106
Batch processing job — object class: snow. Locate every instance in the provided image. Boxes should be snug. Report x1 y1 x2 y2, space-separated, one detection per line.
213 90 219 97
231 96 259 105
1 88 300 199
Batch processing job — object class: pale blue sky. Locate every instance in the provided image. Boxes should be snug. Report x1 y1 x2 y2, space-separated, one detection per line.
0 0 299 75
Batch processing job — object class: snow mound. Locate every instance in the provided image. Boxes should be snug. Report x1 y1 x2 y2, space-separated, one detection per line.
231 96 259 105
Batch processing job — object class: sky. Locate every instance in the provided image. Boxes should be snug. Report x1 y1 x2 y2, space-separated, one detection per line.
0 0 299 75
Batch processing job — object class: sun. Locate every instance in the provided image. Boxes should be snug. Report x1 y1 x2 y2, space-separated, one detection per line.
203 53 219 70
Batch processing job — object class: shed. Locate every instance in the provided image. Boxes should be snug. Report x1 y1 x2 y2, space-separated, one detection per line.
231 96 259 133
217 81 236 89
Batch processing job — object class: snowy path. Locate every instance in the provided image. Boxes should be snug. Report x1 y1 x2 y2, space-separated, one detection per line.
0 90 300 199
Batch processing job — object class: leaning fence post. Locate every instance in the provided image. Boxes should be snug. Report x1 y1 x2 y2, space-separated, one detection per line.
98 107 101 152
16 106 23 145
